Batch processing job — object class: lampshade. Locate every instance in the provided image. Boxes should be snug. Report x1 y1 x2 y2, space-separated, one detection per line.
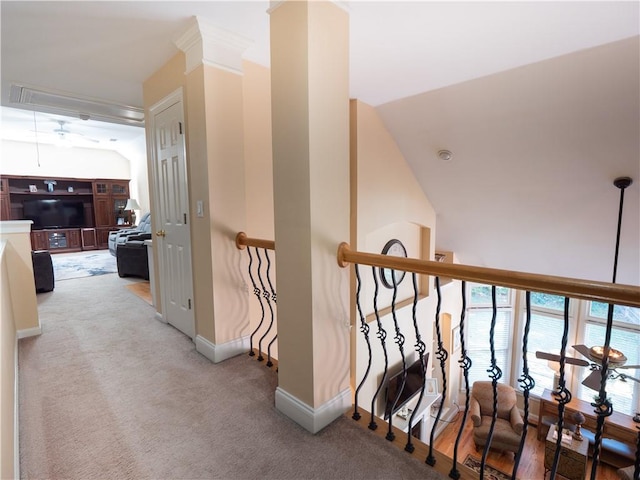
547 360 561 373
124 198 140 211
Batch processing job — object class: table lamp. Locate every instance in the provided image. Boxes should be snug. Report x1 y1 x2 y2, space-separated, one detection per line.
572 411 585 441
124 198 141 225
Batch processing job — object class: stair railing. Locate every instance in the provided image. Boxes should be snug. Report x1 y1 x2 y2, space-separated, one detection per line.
236 232 278 367
337 242 640 480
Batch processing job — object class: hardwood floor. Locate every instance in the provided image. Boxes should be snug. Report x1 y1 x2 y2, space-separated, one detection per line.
125 281 152 305
433 409 621 479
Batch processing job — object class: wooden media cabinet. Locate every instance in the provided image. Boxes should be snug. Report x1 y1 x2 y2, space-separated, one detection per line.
1 175 132 252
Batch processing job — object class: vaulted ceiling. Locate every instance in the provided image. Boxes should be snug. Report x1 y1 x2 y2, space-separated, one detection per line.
1 1 638 284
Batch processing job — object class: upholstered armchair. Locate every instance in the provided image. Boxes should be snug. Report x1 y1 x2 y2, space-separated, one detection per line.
116 234 150 280
469 381 524 455
108 212 152 256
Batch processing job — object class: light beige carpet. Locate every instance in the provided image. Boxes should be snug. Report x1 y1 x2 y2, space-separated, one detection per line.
20 274 445 479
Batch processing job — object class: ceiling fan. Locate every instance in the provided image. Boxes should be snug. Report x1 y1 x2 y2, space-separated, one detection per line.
535 177 639 394
52 120 99 143
536 345 640 391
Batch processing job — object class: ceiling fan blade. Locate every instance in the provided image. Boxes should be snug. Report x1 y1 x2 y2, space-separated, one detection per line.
572 344 592 359
536 351 561 361
582 369 605 391
535 351 590 366
617 364 640 370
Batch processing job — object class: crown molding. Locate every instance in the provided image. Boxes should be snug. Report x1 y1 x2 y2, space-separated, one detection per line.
175 16 252 75
268 0 349 14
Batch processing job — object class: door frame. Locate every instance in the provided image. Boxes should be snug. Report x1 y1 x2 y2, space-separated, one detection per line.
147 87 195 337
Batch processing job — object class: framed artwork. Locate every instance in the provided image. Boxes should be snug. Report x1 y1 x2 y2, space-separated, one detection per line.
452 325 461 352
425 378 438 395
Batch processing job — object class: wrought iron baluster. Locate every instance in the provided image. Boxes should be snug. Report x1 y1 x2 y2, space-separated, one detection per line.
264 249 278 368
549 297 572 479
589 304 614 480
513 291 535 479
386 271 407 442
353 264 372 421
255 249 275 362
480 285 503 479
369 266 388 431
633 430 640 480
246 247 265 357
450 280 471 480
405 272 426 453
426 276 448 466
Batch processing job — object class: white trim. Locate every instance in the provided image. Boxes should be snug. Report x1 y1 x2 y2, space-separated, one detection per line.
14 334 20 480
17 326 41 339
174 16 251 75
0 220 33 234
154 312 166 324
275 387 351 434
195 334 250 364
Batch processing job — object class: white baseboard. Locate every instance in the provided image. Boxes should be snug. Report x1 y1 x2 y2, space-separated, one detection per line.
275 386 351 434
17 326 42 339
154 312 166 323
195 334 250 364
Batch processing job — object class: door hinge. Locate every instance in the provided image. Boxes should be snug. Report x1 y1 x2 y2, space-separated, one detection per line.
179 122 183 135
184 213 187 224
188 299 192 310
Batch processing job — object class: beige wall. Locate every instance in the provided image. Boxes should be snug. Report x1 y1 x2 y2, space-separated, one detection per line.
0 140 131 179
0 222 39 332
1 139 150 223
143 50 250 346
350 100 450 416
271 0 351 408
0 241 18 480
201 64 248 344
242 60 276 356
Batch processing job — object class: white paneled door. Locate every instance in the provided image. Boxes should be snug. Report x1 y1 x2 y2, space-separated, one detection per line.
151 94 195 339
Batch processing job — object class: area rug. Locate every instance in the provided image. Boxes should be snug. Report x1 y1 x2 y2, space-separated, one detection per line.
51 250 117 280
463 455 511 480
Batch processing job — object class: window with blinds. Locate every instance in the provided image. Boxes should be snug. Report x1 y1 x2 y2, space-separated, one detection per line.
520 293 575 396
466 284 512 385
576 303 640 416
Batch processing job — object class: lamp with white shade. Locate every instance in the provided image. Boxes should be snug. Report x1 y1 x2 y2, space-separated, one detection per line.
124 198 141 225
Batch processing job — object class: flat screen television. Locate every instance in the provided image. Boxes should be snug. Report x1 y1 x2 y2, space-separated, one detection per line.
383 354 429 420
23 199 86 229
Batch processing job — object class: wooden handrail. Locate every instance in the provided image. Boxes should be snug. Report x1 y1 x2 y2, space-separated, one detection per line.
236 232 275 251
337 242 640 308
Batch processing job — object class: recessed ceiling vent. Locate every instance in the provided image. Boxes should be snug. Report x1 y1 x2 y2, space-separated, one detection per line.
9 84 144 127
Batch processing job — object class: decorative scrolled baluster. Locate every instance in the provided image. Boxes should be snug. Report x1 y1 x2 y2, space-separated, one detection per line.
450 281 471 480
589 304 615 480
427 276 447 466
256 249 275 362
264 249 278 368
246 247 265 357
353 264 372 421
369 266 388 431
549 297 572 479
405 272 426 453
513 291 535 479
386 270 407 442
480 286 503 478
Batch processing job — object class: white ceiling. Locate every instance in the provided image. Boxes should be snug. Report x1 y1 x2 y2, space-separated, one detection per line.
1 1 639 284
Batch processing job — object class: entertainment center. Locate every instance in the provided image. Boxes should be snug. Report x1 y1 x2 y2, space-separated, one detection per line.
0 175 132 252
